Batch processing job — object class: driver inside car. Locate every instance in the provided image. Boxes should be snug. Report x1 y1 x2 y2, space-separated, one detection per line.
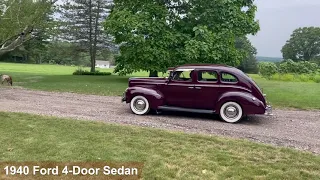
172 71 193 81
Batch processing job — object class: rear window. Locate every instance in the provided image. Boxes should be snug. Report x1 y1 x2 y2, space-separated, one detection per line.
198 70 218 82
221 73 238 83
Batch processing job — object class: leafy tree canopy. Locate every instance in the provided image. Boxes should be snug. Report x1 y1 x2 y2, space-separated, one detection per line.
105 0 260 76
236 36 259 74
0 0 56 56
281 27 320 61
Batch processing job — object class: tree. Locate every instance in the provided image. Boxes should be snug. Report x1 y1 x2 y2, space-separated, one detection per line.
281 27 320 61
236 37 259 74
57 0 114 72
105 0 259 77
1 30 49 64
0 0 56 56
42 41 87 65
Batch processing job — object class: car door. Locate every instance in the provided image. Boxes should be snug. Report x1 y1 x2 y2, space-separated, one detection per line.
162 69 196 108
193 69 221 110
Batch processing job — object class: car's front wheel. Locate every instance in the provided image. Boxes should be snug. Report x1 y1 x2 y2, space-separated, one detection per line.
219 101 243 123
130 95 150 115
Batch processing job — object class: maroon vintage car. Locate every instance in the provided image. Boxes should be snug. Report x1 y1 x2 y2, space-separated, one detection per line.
121 64 272 123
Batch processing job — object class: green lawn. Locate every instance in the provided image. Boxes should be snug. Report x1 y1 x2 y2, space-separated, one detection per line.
0 112 319 179
249 75 320 109
1 62 320 109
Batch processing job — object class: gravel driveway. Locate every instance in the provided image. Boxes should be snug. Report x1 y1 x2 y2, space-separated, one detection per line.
1 87 319 154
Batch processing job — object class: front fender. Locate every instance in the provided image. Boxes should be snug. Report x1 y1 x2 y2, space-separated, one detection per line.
216 92 266 115
125 87 165 109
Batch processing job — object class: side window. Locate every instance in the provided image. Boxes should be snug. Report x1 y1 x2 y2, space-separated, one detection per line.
172 70 193 81
198 70 218 82
221 72 238 83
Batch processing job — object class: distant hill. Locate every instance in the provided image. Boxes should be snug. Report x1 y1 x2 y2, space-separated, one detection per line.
256 56 283 62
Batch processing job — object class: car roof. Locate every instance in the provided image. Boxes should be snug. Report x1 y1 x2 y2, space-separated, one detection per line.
173 64 237 72
170 64 249 78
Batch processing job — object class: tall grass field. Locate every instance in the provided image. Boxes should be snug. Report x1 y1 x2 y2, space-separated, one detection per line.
1 62 320 109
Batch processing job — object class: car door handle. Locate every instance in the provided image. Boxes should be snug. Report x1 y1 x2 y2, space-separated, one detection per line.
195 87 202 89
188 86 194 89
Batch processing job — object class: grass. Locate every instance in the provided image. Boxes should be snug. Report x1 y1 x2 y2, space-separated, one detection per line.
269 73 320 83
0 112 319 179
249 75 320 109
0 63 161 96
1 62 320 109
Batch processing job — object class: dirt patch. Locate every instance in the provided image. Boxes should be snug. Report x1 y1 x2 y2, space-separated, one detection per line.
0 87 319 154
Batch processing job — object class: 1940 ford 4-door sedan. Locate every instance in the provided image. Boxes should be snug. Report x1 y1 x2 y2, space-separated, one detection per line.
121 64 272 123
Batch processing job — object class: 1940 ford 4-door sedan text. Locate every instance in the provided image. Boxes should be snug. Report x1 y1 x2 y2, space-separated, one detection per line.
121 64 272 123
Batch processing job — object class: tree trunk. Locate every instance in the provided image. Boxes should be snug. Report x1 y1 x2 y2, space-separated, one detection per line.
90 56 95 72
39 55 42 64
91 0 101 73
149 70 158 77
89 0 95 72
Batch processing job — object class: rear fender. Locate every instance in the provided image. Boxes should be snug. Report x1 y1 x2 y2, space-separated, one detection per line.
216 92 266 115
125 87 165 109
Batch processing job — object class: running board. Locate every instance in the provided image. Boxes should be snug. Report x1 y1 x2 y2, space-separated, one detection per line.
158 106 215 114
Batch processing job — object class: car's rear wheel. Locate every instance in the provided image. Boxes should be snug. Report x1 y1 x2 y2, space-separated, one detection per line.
219 102 243 123
130 95 150 115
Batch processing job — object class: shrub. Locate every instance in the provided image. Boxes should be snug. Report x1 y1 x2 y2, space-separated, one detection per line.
314 74 320 83
298 61 318 74
49 60 55 65
279 60 296 73
258 62 278 79
310 59 320 66
279 60 318 74
73 68 112 76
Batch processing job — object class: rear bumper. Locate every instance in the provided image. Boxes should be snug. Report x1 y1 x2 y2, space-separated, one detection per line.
264 105 273 116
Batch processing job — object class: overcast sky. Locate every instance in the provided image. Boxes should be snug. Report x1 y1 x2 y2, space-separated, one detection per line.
248 0 320 57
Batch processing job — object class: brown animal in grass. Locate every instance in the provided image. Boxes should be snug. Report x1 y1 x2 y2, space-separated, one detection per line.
0 74 13 86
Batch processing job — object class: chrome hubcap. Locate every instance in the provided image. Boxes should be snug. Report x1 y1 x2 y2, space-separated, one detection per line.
224 106 238 118
134 99 146 111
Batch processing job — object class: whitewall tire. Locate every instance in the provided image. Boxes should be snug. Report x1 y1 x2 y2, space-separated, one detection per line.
130 96 150 115
219 102 243 123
